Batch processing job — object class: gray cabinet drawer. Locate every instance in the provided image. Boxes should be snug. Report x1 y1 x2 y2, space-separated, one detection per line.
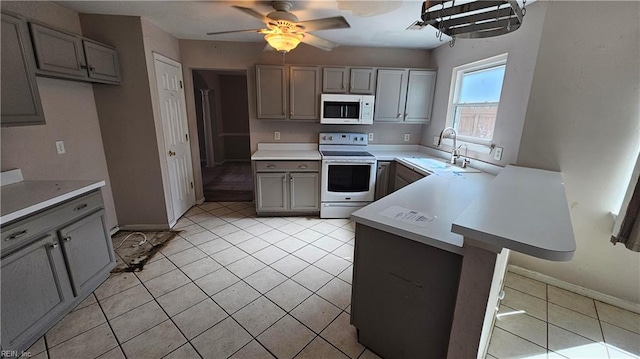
1 191 103 254
255 161 319 172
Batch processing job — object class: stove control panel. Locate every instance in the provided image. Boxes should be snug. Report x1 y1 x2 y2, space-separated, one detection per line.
319 133 368 145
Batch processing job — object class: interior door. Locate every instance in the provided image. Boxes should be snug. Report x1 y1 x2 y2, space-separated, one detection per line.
153 53 195 221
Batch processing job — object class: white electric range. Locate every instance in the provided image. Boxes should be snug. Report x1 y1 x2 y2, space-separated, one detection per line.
319 133 377 219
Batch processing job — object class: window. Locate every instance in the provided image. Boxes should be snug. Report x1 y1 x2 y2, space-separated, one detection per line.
447 54 508 145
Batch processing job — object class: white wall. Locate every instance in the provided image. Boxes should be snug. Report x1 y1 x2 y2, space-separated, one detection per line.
514 1 640 303
420 1 548 166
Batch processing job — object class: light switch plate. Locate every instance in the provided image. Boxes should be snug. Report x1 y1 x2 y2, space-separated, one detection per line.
493 146 503 161
55 141 66 154
368 133 374 141
404 134 410 142
274 131 280 140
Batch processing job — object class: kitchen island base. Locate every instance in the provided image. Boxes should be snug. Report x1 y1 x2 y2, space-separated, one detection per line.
350 224 462 359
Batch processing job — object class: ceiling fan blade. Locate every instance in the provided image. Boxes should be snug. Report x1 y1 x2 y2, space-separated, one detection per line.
301 33 338 51
206 29 263 36
232 5 272 25
295 16 350 31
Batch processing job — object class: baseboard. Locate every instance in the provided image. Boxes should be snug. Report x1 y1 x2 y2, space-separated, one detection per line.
196 197 205 205
117 224 172 231
508 265 640 314
109 226 120 236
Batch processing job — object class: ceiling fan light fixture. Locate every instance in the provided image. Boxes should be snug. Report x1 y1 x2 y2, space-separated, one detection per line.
264 32 303 53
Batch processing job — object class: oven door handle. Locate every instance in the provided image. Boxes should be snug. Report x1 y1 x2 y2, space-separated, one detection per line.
323 160 377 164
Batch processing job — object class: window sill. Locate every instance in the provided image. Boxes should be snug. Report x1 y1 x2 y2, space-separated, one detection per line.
440 138 493 154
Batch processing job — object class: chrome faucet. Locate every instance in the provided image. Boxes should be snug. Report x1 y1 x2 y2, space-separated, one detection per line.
458 144 470 168
437 127 459 164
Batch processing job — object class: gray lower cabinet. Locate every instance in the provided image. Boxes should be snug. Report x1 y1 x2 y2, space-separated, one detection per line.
394 162 427 191
290 172 320 211
0 190 115 354
374 161 391 200
1 12 45 126
351 224 462 358
254 161 320 214
58 210 113 296
29 22 121 84
1 232 73 352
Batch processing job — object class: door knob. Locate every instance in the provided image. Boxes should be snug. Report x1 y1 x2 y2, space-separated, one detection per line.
168 150 176 156
50 243 59 249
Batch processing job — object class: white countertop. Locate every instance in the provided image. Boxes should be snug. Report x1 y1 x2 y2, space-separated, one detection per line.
452 165 576 261
1 180 106 225
352 161 576 261
351 171 495 255
252 143 321 161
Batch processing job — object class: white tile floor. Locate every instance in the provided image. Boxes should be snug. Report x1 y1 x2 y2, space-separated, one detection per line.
488 272 640 359
24 202 640 359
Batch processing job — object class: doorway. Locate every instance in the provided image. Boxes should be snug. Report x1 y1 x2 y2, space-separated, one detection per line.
193 69 253 202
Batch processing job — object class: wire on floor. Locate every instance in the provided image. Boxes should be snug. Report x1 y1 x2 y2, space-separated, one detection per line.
116 231 148 249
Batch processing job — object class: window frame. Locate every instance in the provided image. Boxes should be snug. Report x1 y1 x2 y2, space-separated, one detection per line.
444 53 509 149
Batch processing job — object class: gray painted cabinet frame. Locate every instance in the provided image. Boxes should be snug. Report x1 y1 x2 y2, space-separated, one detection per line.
1 12 45 126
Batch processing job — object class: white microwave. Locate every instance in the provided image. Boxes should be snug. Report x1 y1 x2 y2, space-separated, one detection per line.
320 94 375 125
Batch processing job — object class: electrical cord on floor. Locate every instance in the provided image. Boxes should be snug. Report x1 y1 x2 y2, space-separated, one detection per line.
115 231 148 249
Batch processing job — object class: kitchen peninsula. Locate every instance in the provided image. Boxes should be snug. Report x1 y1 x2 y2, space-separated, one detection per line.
350 165 576 359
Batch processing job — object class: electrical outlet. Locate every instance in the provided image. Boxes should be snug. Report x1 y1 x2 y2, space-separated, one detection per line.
368 133 374 141
433 136 439 146
55 141 66 154
404 134 410 142
274 131 280 140
493 146 503 161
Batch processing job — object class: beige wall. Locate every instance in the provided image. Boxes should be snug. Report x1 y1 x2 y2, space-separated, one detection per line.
141 18 182 224
179 40 431 200
1 1 118 230
420 1 547 166
80 14 169 228
513 1 640 303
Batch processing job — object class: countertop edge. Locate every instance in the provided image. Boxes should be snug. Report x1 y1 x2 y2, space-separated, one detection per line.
1 181 106 225
351 214 465 255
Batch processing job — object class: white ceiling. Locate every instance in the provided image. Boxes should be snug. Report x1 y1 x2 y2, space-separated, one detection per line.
60 1 452 49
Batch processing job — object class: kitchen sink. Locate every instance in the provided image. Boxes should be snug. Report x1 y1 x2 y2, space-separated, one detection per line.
401 157 481 174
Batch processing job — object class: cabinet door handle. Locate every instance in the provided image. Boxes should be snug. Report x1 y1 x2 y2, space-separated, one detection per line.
63 237 72 242
80 64 88 69
89 66 96 72
290 178 294 182
50 243 59 249
266 164 276 169
283 176 286 182
405 113 409 117
397 113 402 118
6 229 28 241
74 203 88 211
298 165 307 169
168 150 176 156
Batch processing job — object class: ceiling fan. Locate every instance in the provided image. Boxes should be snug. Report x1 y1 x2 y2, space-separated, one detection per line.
206 1 350 53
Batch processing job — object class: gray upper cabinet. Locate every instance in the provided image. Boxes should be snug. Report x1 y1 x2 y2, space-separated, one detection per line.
290 66 320 120
30 23 88 79
83 40 121 84
350 68 376 94
375 69 436 124
256 65 287 119
29 22 121 84
322 67 348 93
1 13 45 127
405 70 436 123
374 69 408 122
322 67 376 94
